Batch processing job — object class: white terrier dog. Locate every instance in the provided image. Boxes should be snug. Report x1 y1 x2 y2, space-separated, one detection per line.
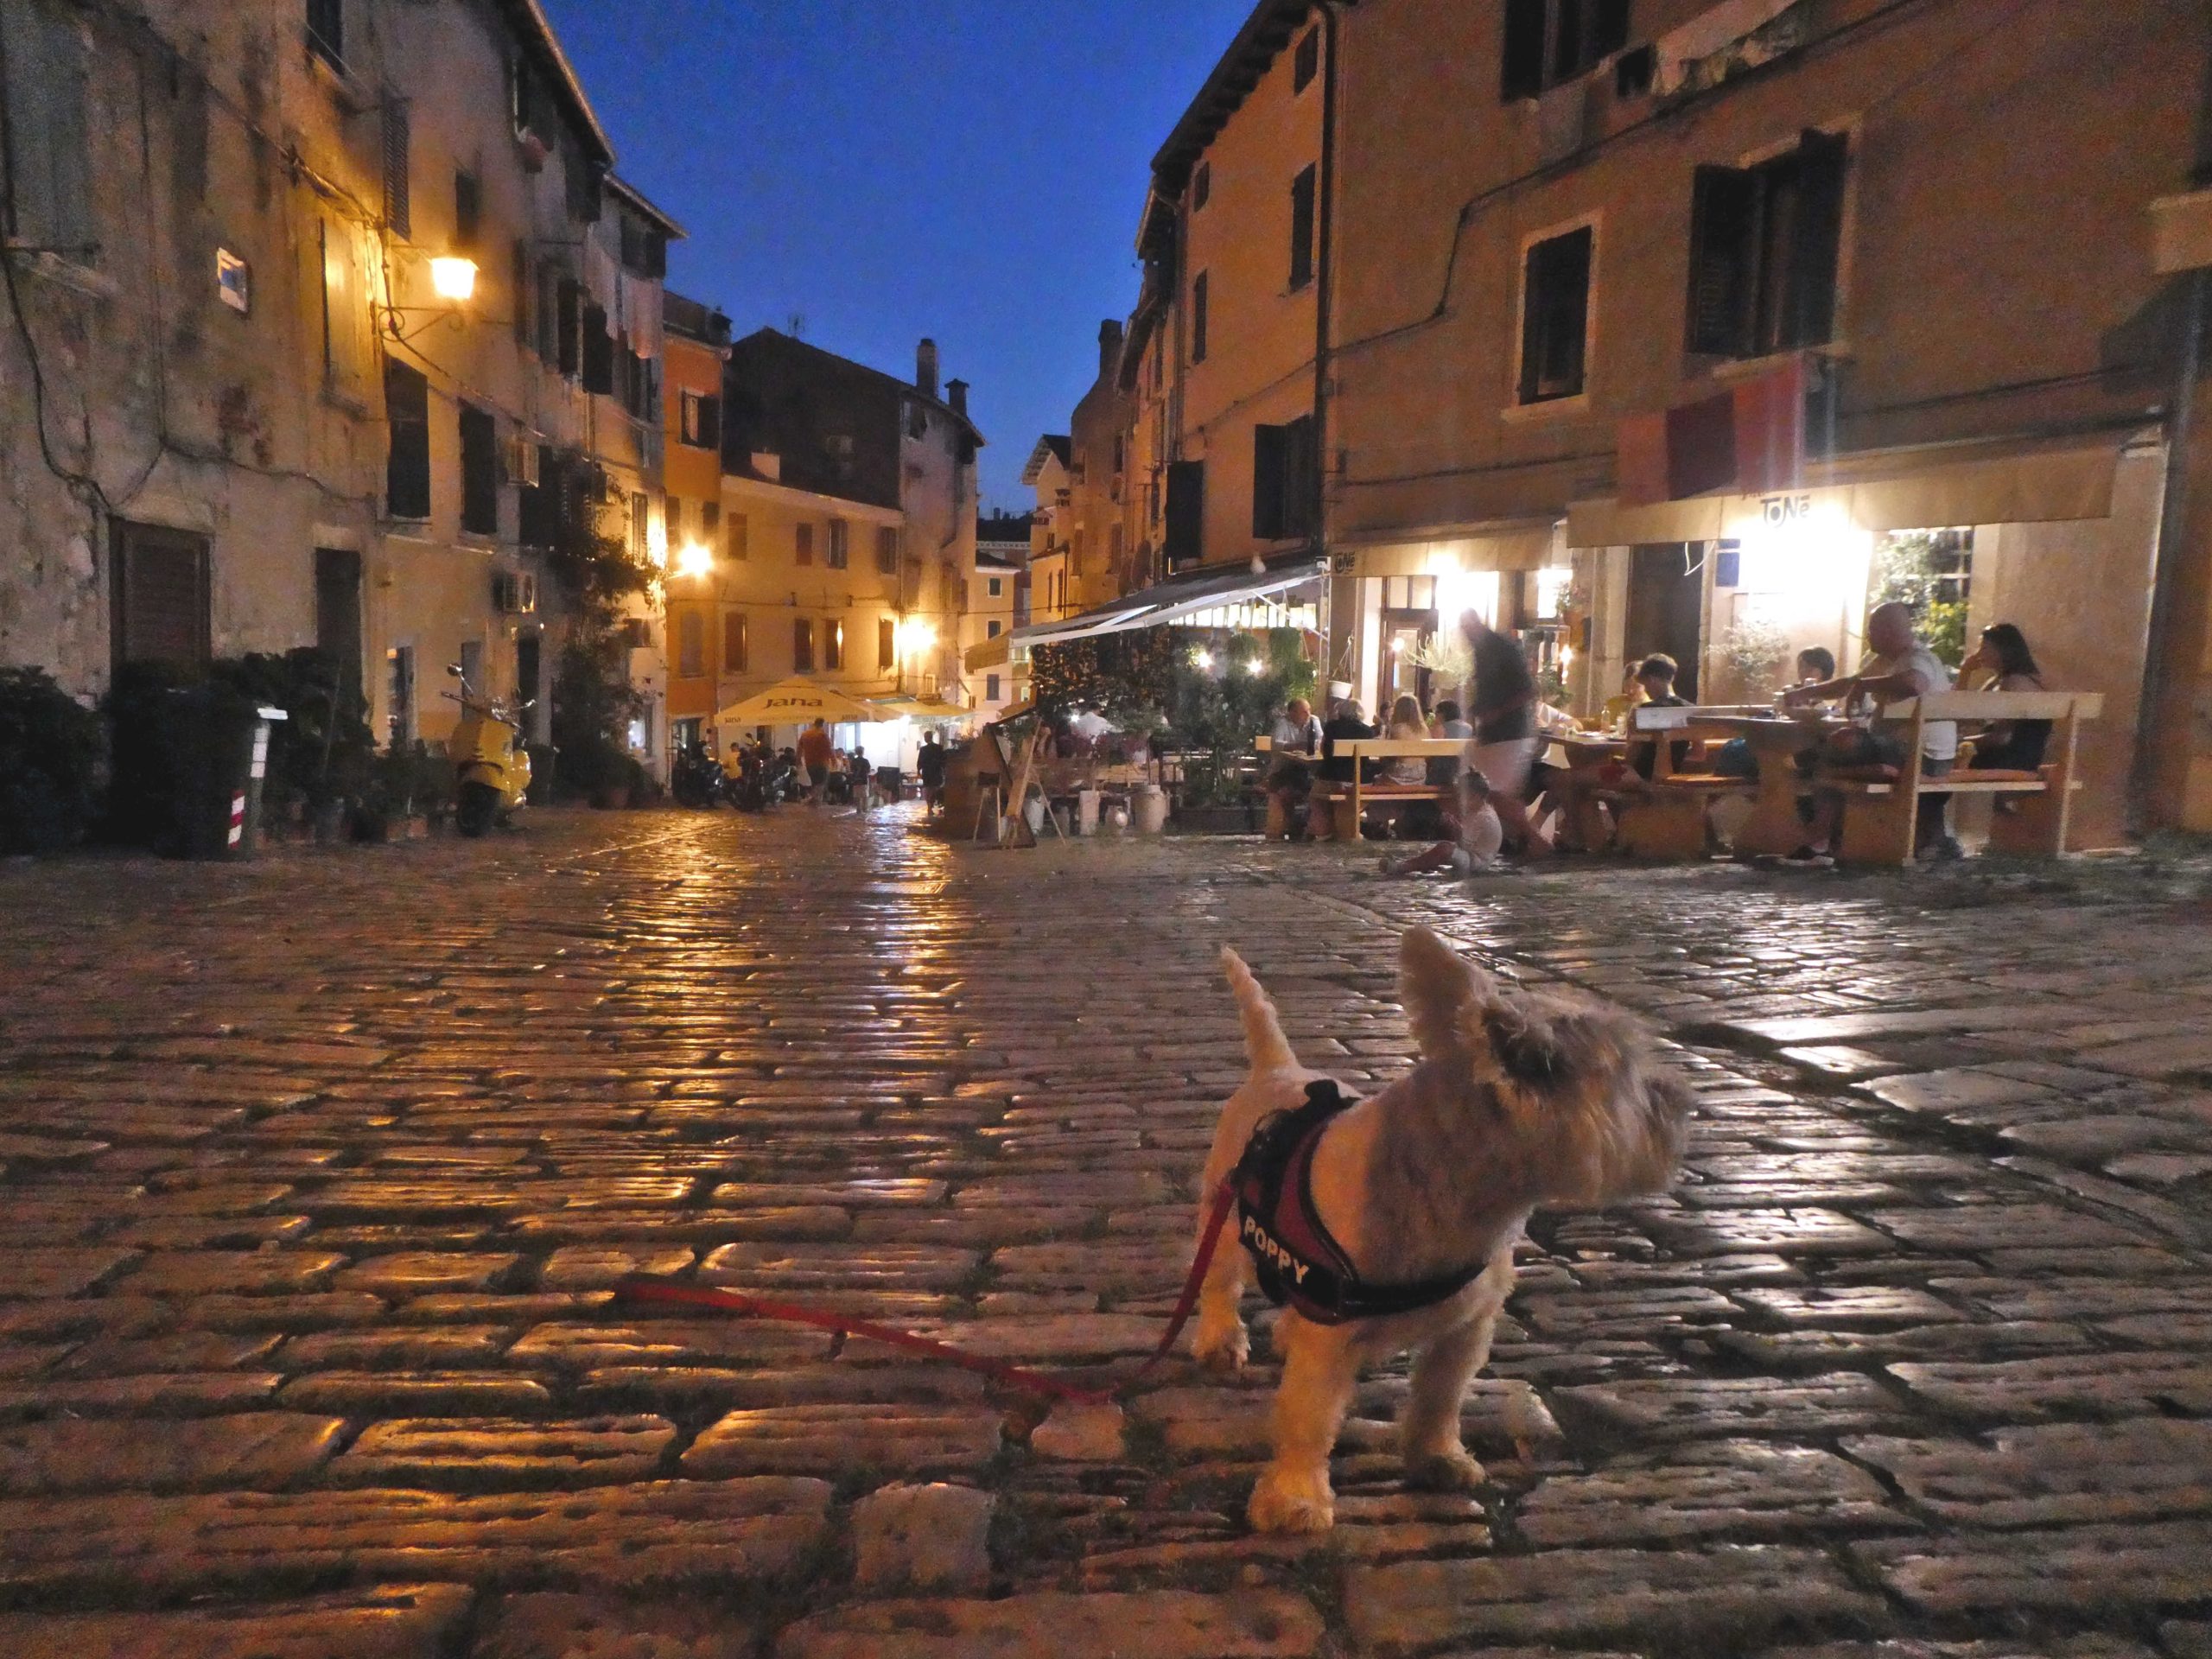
1192 926 1692 1534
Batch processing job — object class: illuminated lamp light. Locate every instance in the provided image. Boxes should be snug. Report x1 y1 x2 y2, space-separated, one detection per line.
674 543 713 581
429 257 478 302
1244 657 1266 676
1192 648 1213 670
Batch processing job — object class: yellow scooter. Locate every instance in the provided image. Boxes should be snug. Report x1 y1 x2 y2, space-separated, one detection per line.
445 666 532 838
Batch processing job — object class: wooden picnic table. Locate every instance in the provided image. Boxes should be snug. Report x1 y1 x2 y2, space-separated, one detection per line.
1688 712 1848 857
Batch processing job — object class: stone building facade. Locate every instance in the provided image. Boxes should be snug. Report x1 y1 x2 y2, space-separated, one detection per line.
0 0 674 770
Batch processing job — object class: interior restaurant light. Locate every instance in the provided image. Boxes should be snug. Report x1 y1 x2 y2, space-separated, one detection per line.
1192 647 1213 670
429 256 478 302
1244 657 1266 676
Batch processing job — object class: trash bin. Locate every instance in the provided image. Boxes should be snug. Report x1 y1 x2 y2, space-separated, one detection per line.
175 690 288 861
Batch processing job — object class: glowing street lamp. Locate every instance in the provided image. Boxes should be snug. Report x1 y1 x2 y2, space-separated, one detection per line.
673 542 714 582
1192 647 1213 671
429 256 479 302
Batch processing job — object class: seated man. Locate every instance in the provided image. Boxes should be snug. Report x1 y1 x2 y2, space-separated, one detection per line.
1624 653 1693 781
1264 696 1324 839
1782 601 1959 863
1380 767 1504 877
1312 697 1378 841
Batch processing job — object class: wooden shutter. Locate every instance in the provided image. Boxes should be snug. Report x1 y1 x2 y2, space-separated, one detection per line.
792 618 813 672
382 103 410 237
1165 460 1205 569
459 404 498 535
698 394 722 451
556 279 582 376
454 170 481 253
1192 271 1209 364
729 512 749 563
519 448 561 547
723 612 748 674
1294 28 1320 92
582 306 613 393
1289 166 1317 290
1519 227 1592 403
1685 166 1758 357
1285 415 1318 539
385 359 431 520
306 0 344 67
875 526 899 574
511 240 531 346
824 619 843 671
879 617 895 671
1252 424 1287 540
113 524 211 670
1501 0 1547 99
1788 128 1850 349
1592 0 1632 60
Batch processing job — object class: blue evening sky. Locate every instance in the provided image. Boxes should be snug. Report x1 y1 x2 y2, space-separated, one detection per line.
538 0 1257 516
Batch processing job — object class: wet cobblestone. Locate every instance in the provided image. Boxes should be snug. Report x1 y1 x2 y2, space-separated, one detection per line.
1 808 2209 1653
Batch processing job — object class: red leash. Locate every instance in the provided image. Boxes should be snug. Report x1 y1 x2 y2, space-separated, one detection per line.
614 1182 1239 1407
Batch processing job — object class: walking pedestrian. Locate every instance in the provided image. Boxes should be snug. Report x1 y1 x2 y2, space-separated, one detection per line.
918 731 948 814
797 718 836 807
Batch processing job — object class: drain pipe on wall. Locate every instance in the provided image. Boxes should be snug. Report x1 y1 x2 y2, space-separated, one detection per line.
2133 264 2206 836
1313 0 1344 692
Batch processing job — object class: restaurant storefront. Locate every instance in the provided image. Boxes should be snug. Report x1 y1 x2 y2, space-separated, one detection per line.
1562 430 2162 847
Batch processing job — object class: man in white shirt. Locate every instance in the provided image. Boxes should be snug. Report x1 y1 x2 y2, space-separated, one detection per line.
1782 601 1959 861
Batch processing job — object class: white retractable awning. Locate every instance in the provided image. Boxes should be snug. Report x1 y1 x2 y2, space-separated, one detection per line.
1007 552 1329 650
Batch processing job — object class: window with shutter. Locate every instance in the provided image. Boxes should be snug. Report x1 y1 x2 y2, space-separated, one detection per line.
824 619 844 671
875 526 899 575
681 391 704 446
582 307 613 393
306 0 344 70
1502 0 1631 101
1684 130 1849 359
111 523 211 671
519 448 563 547
454 171 481 253
1516 225 1593 404
1288 165 1317 290
724 612 748 674
1192 271 1210 365
383 103 410 237
702 501 721 538
629 493 648 559
1252 424 1287 540
729 512 749 563
827 520 849 569
668 498 686 546
512 241 531 347
1294 28 1320 92
1165 460 1205 569
1193 162 1211 212
459 404 498 536
556 279 582 377
385 359 431 519
677 612 704 678
320 219 370 395
699 395 721 451
795 524 813 566
792 619 814 673
987 674 1001 702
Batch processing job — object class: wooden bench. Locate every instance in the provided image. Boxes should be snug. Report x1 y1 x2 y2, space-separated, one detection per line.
1826 690 2103 866
1313 738 1464 841
1606 707 1760 859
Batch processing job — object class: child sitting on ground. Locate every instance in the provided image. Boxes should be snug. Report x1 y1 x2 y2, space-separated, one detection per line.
1380 768 1505 878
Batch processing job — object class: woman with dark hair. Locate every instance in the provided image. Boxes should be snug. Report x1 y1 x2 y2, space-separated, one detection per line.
1962 622 2050 772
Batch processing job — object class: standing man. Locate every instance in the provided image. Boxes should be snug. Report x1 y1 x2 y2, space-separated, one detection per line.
918 731 948 815
1461 613 1552 856
1782 600 1959 862
797 718 836 807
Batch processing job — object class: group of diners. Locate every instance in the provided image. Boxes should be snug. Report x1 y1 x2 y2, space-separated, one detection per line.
1263 603 2060 874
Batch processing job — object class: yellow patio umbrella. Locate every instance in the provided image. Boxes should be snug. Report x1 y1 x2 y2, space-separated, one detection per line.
715 677 886 727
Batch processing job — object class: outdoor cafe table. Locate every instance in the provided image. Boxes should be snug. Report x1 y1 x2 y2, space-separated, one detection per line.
1688 713 1850 857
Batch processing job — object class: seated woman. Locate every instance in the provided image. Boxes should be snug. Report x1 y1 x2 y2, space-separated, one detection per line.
1961 622 2050 772
1382 695 1430 785
1380 767 1504 877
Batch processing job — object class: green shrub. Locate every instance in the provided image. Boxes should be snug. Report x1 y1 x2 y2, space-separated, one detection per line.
208 649 375 818
0 668 105 855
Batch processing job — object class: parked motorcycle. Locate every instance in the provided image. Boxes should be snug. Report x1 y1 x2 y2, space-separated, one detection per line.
444 666 532 838
671 744 726 810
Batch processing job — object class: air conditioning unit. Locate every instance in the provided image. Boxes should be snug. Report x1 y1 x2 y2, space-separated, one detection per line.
505 436 541 488
492 571 537 615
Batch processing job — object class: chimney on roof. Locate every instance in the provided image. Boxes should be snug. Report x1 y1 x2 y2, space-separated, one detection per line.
917 338 939 400
946 378 969 417
1099 319 1124 378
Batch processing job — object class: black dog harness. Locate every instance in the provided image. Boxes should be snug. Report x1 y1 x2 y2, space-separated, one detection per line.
1231 1080 1487 1326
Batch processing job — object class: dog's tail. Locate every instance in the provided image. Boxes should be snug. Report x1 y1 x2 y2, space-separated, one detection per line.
1221 947 1297 1073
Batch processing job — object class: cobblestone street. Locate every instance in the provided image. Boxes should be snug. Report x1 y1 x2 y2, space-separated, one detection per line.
2 807 2210 1657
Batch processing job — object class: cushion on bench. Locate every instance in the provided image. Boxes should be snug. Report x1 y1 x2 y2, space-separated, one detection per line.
1940 768 2044 784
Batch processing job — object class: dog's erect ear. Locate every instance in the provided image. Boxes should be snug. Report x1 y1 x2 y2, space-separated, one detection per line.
1399 927 1497 1058
1222 947 1299 1073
